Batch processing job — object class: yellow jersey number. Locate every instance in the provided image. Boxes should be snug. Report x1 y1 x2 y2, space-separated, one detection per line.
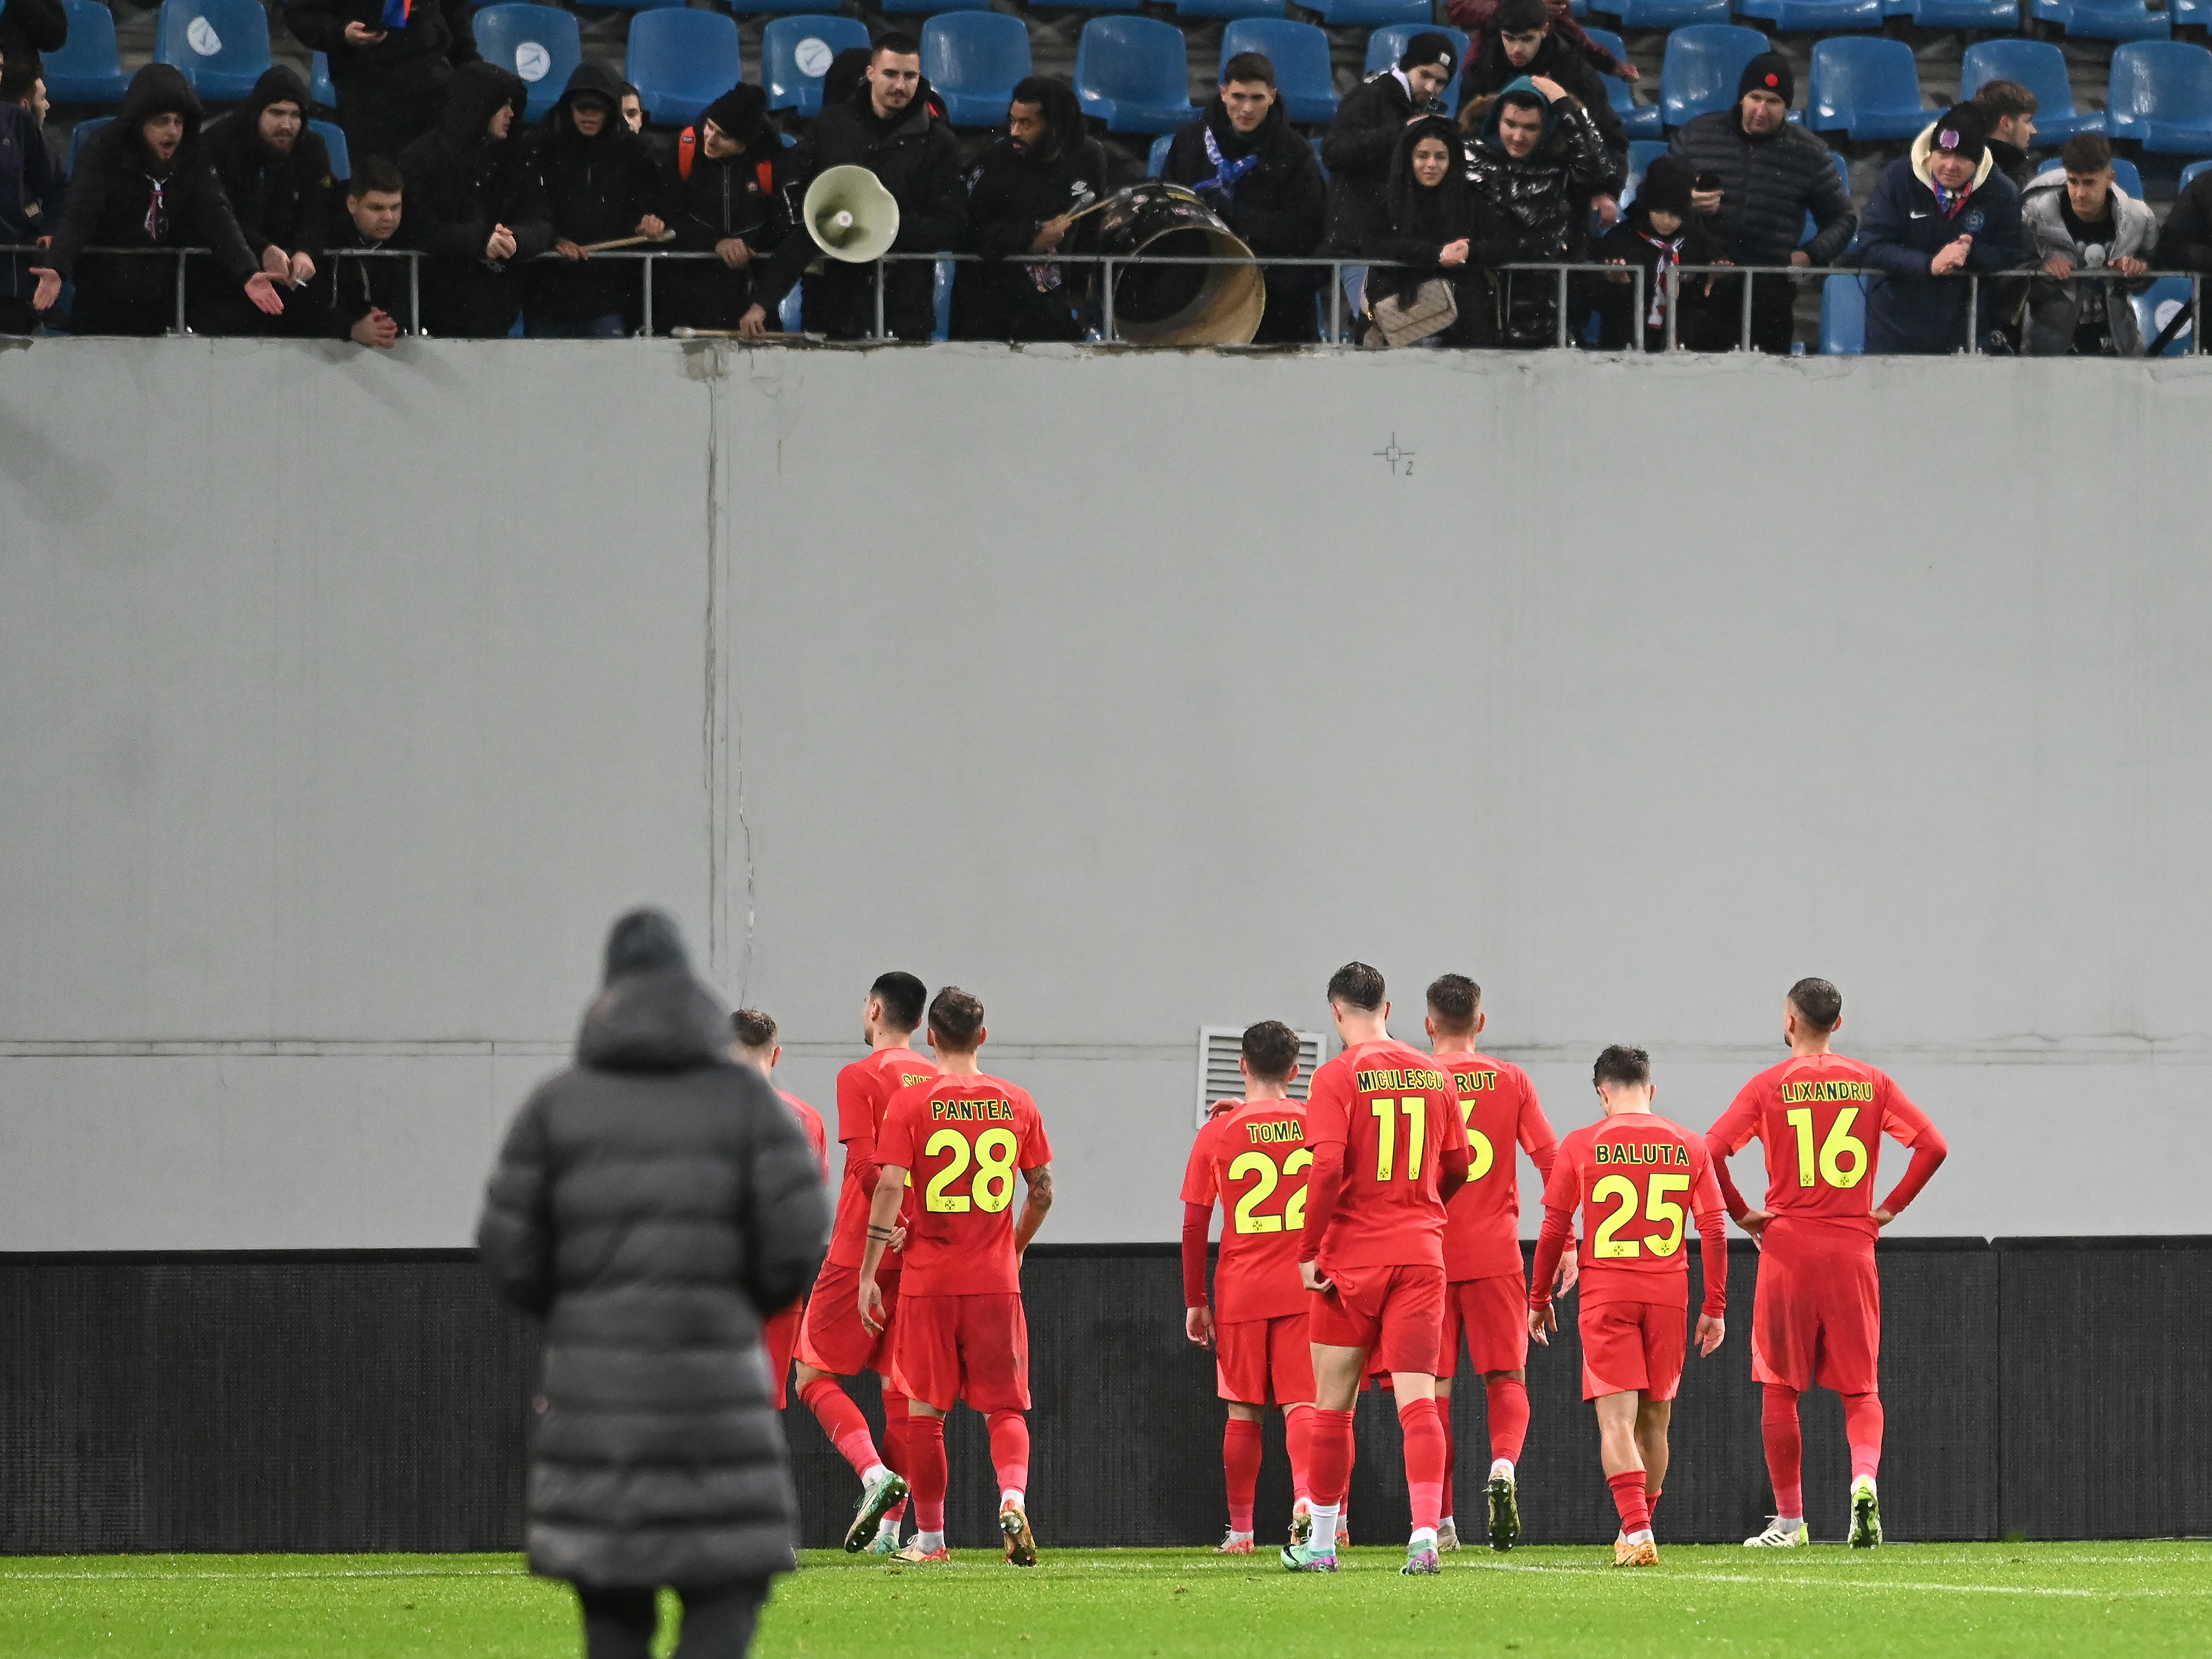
1784 1105 1868 1190
1370 1097 1429 1182
1226 1148 1316 1234
923 1127 1021 1214
1590 1171 1692 1259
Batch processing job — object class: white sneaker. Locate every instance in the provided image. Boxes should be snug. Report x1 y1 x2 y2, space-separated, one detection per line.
1744 1517 1807 1547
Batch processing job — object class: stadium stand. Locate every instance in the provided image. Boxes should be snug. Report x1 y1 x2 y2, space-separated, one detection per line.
763 15 870 116
308 48 334 110
1821 269 1868 351
1806 36 1929 140
2107 41 2212 153
922 11 1033 128
471 3 584 123
156 0 273 101
625 8 745 128
1364 23 1470 112
308 116 348 181
1075 15 1202 133
44 0 132 106
1220 18 1340 122
1660 25 1771 129
1584 26 1662 136
1735 0 1884 36
1959 39 2104 140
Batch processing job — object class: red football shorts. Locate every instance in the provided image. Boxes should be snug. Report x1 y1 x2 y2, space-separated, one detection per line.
892 1292 1031 1414
1438 1272 1531 1380
1309 1263 1444 1375
763 1299 804 1409
1215 1313 1315 1406
796 1260 899 1378
1752 1225 1882 1396
1579 1299 1688 1402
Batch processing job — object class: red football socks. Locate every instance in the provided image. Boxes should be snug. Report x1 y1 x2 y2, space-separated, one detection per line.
1438 1402 1456 1521
986 1408 1030 1497
907 1412 949 1532
1762 1382 1805 1518
1486 1376 1531 1464
1308 1407 1357 1507
1398 1396 1447 1533
1843 1391 1884 1483
1283 1403 1314 1504
1223 1418 1263 1532
878 1389 912 1521
1607 1469 1652 1536
1647 1487 1663 1525
799 1378 883 1480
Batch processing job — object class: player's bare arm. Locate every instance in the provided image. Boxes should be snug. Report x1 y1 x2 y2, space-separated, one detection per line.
857 1163 909 1333
1015 1161 1054 1257
1695 1313 1725 1356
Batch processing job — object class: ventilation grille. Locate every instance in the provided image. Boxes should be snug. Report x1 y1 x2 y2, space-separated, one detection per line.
1196 1026 1327 1128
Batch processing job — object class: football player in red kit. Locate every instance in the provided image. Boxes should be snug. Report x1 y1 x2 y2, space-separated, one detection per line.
1531 1046 1726 1567
1284 963 1471 1578
792 973 938 1554
862 987 1055 1566
731 1010 829 1413
1181 1021 1318 1553
1706 979 1947 1550
1424 974 1568 1554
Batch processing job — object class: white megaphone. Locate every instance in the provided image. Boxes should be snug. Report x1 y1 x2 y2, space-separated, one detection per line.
802 165 901 263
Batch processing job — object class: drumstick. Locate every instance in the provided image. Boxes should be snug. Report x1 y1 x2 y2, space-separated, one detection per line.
671 327 795 338
575 232 678 253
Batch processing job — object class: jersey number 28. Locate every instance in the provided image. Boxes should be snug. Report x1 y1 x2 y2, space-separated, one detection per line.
923 1127 1020 1214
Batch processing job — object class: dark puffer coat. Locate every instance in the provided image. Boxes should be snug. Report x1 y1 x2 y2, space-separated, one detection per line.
529 62 670 328
287 0 479 106
1464 77 1609 347
1461 32 1626 189
1162 96 1327 343
399 62 553 337
478 916 829 1591
1668 108 1855 267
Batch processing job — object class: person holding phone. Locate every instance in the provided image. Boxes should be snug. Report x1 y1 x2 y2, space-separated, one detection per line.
288 0 483 175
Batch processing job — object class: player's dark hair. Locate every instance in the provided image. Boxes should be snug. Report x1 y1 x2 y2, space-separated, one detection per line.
1787 977 1843 1033
1496 0 1550 32
870 971 927 1033
1 60 41 103
348 156 404 197
732 1008 777 1051
872 30 922 59
928 987 986 1051
1010 76 1086 157
1222 51 1277 89
1970 78 2038 120
1241 1021 1301 1083
1327 961 1385 1012
1592 1045 1650 1088
1425 974 1481 1035
2062 132 2113 175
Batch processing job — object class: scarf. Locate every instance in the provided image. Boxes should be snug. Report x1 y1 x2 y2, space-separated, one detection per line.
1932 179 1972 220
1637 228 1684 333
142 176 169 241
1196 128 1261 209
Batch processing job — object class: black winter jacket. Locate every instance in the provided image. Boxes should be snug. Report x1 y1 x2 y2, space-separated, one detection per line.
2156 170 2212 273
951 133 1109 342
399 62 553 337
48 66 259 324
757 80 966 340
1668 109 1855 267
478 965 828 1591
0 103 63 304
1592 202 1718 350
0 0 67 84
1464 79 1609 346
665 94 794 331
1462 33 1626 190
1162 97 1327 341
530 62 669 325
1323 70 1441 255
203 67 336 261
287 0 480 103
1857 132 2022 353
304 221 414 337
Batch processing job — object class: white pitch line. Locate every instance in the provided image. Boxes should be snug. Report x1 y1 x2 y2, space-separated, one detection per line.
1454 1559 2209 1599
0 1568 527 1584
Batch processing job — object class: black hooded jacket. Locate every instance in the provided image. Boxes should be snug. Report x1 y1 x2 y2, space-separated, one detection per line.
1464 81 1609 266
0 0 68 85
530 62 669 324
1162 95 1327 340
1592 195 1719 350
1322 69 1440 254
1668 108 1855 269
951 127 1109 341
1462 33 1627 190
48 66 259 320
1370 116 1475 297
204 68 336 261
287 0 480 103
478 923 828 1591
664 86 792 329
399 62 553 336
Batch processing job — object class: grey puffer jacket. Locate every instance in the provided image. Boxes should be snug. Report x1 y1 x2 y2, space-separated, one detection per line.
1669 109 1856 268
478 951 829 1590
2020 167 2157 356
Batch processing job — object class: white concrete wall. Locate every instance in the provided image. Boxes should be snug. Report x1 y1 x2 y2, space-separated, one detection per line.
3 337 2208 1249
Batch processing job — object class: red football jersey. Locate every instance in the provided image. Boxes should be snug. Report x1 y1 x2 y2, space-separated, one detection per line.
1707 1053 1936 1243
825 1045 939 1270
1541 1112 1724 1310
779 1089 829 1182
876 1072 1053 1297
1180 1098 1313 1323
1303 1038 1468 1272
1435 1053 1558 1282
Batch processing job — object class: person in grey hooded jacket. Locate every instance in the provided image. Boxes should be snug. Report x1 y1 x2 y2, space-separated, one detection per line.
2019 133 2156 357
478 908 829 1659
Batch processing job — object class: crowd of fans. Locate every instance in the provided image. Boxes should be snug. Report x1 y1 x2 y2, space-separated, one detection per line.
5 4 2212 353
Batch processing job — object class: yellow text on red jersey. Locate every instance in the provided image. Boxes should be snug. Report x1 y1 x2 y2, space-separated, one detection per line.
1355 1067 1450 1092
1779 1080 1874 1103
1242 1119 1304 1145
930 1097 1015 1121
1594 1141 1691 1167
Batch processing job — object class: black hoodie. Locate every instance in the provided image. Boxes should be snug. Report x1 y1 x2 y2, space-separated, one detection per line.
0 0 68 86
48 65 259 329
1368 116 1477 306
1162 94 1327 341
203 67 336 262
287 0 480 103
530 61 669 326
662 85 792 330
398 61 552 336
950 123 1108 342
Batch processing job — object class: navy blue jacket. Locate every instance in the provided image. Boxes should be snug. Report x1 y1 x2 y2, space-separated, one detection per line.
1856 136 2022 354
0 104 63 304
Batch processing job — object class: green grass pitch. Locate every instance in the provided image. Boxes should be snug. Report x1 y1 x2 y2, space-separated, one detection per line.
5 1543 2208 1658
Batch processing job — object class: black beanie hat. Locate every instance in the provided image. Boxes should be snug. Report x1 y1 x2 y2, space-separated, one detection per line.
1738 51 1793 109
701 83 771 149
1638 153 1695 217
1929 102 1987 163
1399 31 1458 76
603 908 691 983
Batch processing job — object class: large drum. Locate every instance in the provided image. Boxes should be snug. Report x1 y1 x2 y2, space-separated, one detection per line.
1072 183 1267 346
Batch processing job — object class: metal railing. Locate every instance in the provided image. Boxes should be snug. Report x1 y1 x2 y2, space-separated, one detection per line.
9 245 2204 357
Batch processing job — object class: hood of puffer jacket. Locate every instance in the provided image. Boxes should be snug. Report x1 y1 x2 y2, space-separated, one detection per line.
118 63 205 154
548 59 627 143
575 967 735 1073
1909 120 1994 194
440 60 528 149
235 65 313 145
1474 76 1559 155
2021 165 2159 257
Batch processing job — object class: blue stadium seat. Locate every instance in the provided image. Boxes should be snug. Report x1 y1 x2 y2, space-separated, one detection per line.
45 0 132 105
1364 25 1469 118
2134 275 2196 356
472 5 583 122
1221 19 1338 123
884 0 995 17
935 260 953 339
1075 16 1201 134
625 9 744 127
1148 133 1173 176
1960 40 2103 140
2109 155 2144 197
1821 272 1866 353
1179 0 1288 19
310 51 336 109
1806 37 1926 140
1800 148 1850 246
1735 0 1882 33
309 118 350 180
1903 0 2018 25
1659 25 1768 129
156 0 272 101
2107 42 2212 153
779 286 803 331
729 0 844 16
1599 0 1731 28
2177 0 2208 25
2182 158 2212 187
1306 0 1431 24
763 15 869 116
2032 0 2169 39
67 115 113 173
923 12 1033 128
1584 28 1661 138
1620 136 1669 205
